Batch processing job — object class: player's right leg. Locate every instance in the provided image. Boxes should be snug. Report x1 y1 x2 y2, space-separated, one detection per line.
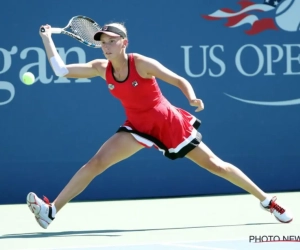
27 132 144 229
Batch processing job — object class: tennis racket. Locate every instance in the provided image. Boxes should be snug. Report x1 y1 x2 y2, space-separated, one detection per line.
40 15 102 48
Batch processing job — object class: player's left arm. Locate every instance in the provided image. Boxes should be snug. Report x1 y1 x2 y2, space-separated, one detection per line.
136 54 204 112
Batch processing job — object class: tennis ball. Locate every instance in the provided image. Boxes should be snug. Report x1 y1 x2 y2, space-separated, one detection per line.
22 72 35 85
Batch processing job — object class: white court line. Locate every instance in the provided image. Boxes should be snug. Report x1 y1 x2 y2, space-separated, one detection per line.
162 243 234 250
15 238 246 250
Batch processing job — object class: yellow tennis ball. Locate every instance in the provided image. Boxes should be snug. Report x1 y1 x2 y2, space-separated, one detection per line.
22 72 35 85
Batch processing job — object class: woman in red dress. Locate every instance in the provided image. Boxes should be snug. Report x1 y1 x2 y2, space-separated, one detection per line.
26 22 293 229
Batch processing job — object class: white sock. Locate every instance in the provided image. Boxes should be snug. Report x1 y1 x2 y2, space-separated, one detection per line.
261 197 272 207
51 204 57 218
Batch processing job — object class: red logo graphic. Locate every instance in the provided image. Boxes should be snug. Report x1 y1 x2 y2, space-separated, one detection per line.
202 0 300 35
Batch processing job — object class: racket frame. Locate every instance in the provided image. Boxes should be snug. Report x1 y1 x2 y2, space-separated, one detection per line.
40 15 102 48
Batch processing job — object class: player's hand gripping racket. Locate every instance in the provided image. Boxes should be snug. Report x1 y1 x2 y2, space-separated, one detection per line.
40 15 102 48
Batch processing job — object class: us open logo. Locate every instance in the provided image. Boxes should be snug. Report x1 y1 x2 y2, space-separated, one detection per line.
195 0 300 106
202 0 300 35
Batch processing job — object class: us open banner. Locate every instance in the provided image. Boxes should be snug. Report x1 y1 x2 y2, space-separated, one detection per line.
1 0 299 204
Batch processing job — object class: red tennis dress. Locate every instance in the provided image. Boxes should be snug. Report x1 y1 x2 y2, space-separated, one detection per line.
105 53 202 160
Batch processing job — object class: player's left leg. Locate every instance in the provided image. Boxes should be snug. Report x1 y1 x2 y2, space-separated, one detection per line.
185 142 293 223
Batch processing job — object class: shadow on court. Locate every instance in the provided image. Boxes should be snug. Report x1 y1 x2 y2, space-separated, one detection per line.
0 222 278 239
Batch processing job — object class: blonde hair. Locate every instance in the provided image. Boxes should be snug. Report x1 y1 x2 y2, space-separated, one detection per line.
105 22 128 38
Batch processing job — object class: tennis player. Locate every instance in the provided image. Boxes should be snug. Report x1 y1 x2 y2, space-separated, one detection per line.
27 23 293 229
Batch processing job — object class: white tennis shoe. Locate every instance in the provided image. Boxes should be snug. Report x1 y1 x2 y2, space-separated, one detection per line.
26 192 55 229
260 196 293 223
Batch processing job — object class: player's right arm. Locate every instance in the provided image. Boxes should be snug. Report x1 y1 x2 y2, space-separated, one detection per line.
39 24 107 79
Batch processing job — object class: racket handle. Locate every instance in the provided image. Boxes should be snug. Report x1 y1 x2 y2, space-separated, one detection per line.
40 27 62 34
50 28 63 34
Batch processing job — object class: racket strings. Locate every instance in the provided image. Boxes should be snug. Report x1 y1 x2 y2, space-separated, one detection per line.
70 18 102 46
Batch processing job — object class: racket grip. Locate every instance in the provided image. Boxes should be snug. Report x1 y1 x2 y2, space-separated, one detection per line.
50 28 63 34
40 27 62 34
